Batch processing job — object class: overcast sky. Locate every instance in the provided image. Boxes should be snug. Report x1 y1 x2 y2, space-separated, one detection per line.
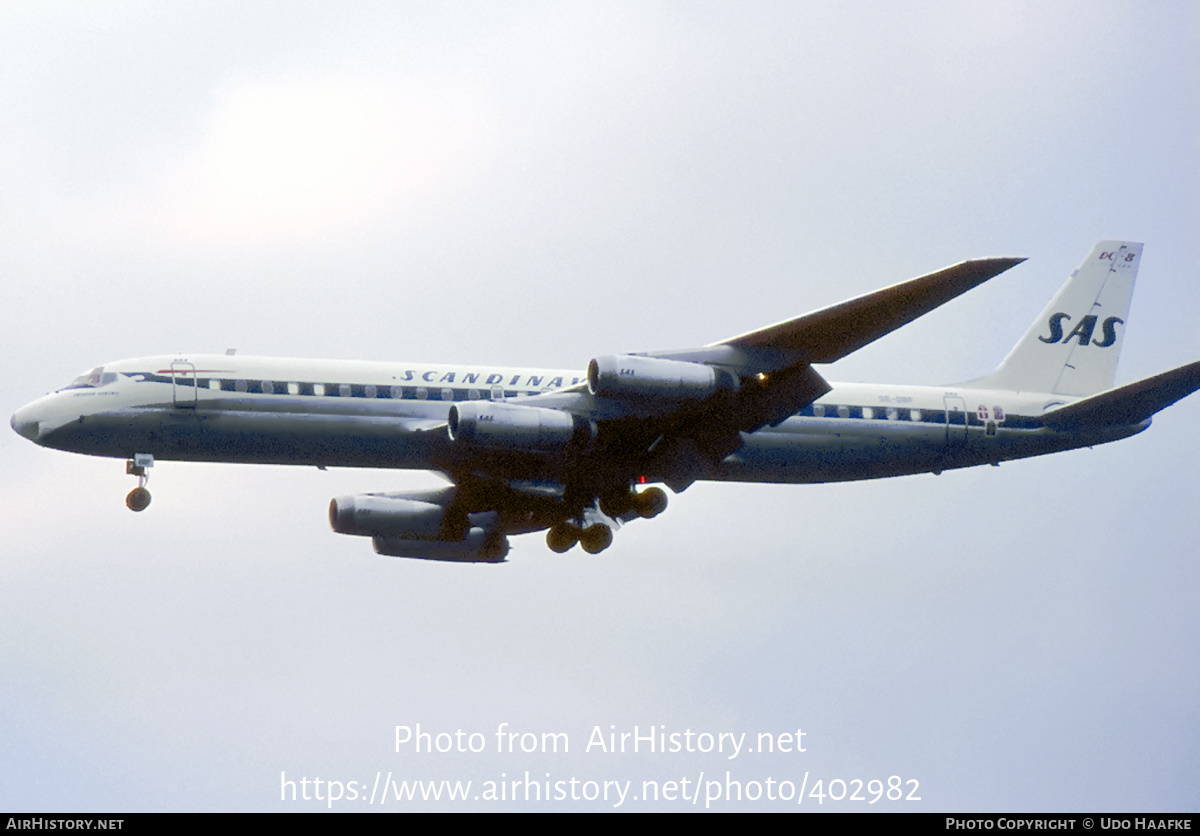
1 1 1197 812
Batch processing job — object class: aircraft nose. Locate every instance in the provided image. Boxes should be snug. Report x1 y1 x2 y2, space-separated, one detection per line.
11 406 40 441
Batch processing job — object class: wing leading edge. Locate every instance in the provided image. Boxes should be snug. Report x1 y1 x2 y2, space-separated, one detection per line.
714 257 1026 366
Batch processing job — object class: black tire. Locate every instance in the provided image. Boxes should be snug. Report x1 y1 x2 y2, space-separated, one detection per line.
579 524 613 554
546 524 578 553
126 487 152 512
635 486 668 518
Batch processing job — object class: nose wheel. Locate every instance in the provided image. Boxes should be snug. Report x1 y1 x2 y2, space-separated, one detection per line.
125 454 154 512
126 486 151 512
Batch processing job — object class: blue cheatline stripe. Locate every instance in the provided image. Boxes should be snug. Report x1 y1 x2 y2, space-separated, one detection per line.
130 371 1050 426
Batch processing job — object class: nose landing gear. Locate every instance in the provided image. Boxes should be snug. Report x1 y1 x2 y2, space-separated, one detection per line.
125 454 154 512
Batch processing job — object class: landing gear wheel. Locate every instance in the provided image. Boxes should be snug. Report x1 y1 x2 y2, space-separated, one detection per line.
579 524 613 554
125 455 154 512
126 486 152 512
634 486 668 518
546 524 579 554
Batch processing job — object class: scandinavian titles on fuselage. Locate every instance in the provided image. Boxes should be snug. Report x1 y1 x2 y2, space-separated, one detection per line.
393 369 578 389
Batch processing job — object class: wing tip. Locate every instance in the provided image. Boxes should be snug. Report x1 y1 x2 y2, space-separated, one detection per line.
961 255 1027 271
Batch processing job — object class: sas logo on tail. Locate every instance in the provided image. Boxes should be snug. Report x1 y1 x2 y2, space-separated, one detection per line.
1039 314 1123 347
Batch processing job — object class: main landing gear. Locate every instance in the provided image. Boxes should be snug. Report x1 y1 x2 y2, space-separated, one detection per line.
546 522 613 554
545 486 669 555
125 453 154 512
599 486 669 520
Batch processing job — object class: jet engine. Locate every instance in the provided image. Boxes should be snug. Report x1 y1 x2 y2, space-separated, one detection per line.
329 489 510 562
373 527 509 563
329 492 447 538
447 402 595 452
587 355 736 402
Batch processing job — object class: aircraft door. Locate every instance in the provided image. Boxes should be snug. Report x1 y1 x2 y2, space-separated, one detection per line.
171 360 198 409
943 394 967 444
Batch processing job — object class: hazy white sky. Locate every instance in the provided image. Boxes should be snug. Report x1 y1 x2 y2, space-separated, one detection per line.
2 1 1197 811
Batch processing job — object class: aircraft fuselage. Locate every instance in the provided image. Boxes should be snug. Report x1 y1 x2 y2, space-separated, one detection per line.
15 242 1191 561
11 354 1145 485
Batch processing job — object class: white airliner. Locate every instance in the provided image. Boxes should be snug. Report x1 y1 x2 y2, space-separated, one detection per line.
12 241 1200 561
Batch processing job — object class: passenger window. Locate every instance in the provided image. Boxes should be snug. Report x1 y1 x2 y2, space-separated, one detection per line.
837 405 850 418
261 380 274 395
339 384 352 397
812 404 825 417
862 407 873 419
441 387 454 401
468 388 481 400
235 380 248 393
208 380 221 390
364 385 377 398
886 407 899 420
416 387 428 400
911 409 921 421
287 382 300 395
491 386 504 402
313 383 325 396
390 386 404 399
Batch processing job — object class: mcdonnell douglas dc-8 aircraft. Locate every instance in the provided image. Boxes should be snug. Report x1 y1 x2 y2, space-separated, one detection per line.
11 242 1200 561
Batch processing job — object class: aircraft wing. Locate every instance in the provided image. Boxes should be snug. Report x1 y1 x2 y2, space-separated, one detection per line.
345 253 1029 557
525 255 1027 492
1041 360 1200 429
714 257 1026 365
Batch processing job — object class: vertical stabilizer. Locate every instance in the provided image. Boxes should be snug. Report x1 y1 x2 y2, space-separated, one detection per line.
968 241 1141 396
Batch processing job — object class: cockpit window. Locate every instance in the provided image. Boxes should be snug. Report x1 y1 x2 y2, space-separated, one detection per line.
62 367 118 390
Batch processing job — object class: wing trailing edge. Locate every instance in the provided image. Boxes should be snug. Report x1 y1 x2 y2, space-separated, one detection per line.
714 257 1026 364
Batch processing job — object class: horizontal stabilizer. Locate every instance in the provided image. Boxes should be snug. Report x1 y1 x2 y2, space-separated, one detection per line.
1041 360 1200 428
715 257 1025 363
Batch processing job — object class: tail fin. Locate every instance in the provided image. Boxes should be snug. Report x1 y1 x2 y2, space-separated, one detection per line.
968 241 1142 396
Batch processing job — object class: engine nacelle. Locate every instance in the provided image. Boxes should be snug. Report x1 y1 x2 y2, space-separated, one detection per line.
331 490 510 562
373 527 509 563
587 355 735 402
329 491 450 538
448 402 594 452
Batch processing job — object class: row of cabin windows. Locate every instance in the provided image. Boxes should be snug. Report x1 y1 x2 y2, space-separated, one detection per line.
187 377 534 402
802 404 1012 427
811 403 925 421
802 403 997 426
807 403 930 421
172 376 1002 425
